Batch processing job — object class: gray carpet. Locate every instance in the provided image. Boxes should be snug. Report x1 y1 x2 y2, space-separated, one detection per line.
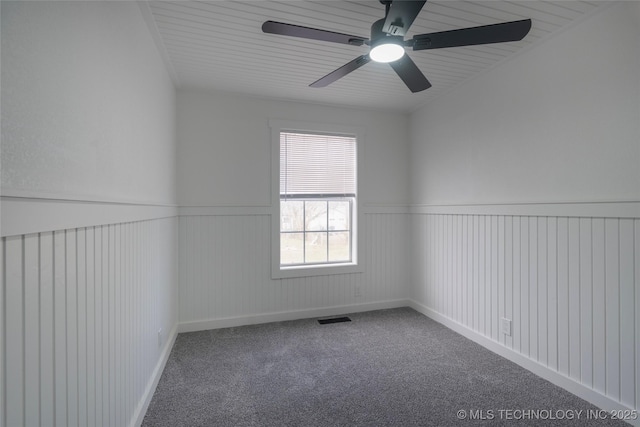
143 308 626 426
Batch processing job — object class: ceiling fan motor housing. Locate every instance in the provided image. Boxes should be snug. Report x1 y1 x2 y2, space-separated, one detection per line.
370 18 403 46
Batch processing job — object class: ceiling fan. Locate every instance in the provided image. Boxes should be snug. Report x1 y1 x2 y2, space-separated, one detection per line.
262 0 531 93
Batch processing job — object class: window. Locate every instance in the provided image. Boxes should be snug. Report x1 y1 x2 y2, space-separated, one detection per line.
270 121 363 279
280 131 355 265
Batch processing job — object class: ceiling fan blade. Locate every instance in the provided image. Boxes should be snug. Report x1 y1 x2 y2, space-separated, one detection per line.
382 0 427 36
412 19 531 50
310 55 371 88
389 55 431 93
262 21 367 46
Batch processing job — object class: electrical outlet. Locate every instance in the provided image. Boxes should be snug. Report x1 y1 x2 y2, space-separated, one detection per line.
354 285 362 298
501 318 512 336
158 328 163 348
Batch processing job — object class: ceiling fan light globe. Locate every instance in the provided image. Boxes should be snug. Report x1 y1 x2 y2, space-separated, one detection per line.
369 43 405 63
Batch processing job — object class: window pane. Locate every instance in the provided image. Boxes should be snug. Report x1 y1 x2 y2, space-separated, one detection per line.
305 201 327 231
281 233 304 265
328 232 350 262
328 201 350 231
281 200 304 232
305 232 327 263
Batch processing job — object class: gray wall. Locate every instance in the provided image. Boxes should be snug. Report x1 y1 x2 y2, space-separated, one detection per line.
1 1 176 204
408 1 640 417
410 2 639 205
1 3 178 427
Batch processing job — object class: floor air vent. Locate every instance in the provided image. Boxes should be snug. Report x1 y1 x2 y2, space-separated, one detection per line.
318 316 351 325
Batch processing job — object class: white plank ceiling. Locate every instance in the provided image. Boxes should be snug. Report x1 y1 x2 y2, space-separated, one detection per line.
144 0 604 112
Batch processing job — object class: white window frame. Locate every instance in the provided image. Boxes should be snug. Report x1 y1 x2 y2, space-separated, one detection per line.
270 119 364 279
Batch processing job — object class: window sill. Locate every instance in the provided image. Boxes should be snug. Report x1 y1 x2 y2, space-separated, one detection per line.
272 262 363 279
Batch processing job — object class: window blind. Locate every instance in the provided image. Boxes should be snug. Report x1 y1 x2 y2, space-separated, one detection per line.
280 131 356 198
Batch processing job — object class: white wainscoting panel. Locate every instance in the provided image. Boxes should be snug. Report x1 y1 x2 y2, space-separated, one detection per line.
411 213 639 415
178 212 409 328
2 217 178 427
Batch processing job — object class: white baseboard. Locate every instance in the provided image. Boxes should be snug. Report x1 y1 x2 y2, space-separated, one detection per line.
178 299 410 333
408 300 639 427
131 323 179 427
